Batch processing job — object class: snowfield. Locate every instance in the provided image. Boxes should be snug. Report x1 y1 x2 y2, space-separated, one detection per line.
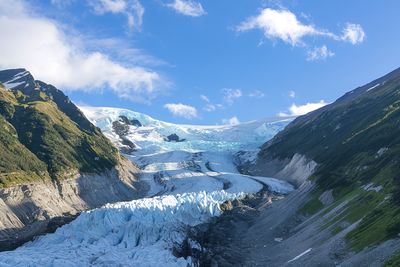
0 107 293 266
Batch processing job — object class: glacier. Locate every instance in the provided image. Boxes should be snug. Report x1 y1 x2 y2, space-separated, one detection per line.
0 192 244 267
0 107 293 266
80 106 293 196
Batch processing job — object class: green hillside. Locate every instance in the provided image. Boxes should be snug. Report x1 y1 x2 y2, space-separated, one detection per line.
258 67 400 251
0 69 118 188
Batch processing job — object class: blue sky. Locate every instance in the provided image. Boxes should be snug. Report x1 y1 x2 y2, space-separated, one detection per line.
1 0 400 124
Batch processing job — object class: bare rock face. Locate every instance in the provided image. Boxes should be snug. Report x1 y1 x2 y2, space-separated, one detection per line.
111 116 140 154
274 154 317 187
242 153 317 188
319 190 334 206
112 120 130 137
165 133 186 142
0 157 148 251
120 138 137 154
118 115 142 127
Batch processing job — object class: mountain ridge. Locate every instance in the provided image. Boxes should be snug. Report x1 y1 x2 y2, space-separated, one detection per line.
0 68 146 250
230 66 400 266
0 68 119 187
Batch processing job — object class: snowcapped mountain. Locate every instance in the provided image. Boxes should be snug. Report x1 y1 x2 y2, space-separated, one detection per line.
80 106 293 196
80 106 290 155
0 106 293 266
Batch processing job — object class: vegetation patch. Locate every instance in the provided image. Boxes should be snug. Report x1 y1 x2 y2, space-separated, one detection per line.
300 195 324 215
346 203 400 251
0 73 119 188
384 250 400 267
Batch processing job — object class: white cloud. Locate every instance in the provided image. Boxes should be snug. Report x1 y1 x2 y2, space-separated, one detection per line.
88 0 144 30
200 94 210 102
222 88 242 104
203 89 259 111
200 95 217 112
85 37 167 67
248 90 265 98
341 23 365 45
237 8 333 46
307 45 335 61
222 116 240 126
0 0 164 103
166 0 206 17
90 0 126 13
289 90 296 98
203 104 216 112
237 8 365 59
279 100 327 117
164 103 198 119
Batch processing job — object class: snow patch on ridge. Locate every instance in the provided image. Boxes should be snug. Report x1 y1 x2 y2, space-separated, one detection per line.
366 83 380 92
3 81 25 90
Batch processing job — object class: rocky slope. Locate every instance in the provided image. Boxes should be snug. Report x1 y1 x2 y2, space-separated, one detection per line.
0 69 147 249
224 67 400 266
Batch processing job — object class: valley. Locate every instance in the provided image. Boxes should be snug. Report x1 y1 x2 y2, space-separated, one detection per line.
0 1 399 266
0 68 400 266
0 103 293 266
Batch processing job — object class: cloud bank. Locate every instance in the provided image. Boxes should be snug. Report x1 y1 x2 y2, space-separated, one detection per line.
0 0 165 103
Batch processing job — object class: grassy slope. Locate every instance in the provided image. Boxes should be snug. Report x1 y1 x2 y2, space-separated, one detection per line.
258 68 400 251
385 250 400 266
0 75 118 188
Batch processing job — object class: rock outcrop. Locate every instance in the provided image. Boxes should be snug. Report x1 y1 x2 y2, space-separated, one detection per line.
165 133 186 142
242 153 317 188
0 157 148 250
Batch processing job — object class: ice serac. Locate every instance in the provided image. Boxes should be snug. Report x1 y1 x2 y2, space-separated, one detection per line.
0 191 242 266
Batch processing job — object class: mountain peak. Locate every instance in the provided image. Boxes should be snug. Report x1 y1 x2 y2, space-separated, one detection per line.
0 68 35 91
